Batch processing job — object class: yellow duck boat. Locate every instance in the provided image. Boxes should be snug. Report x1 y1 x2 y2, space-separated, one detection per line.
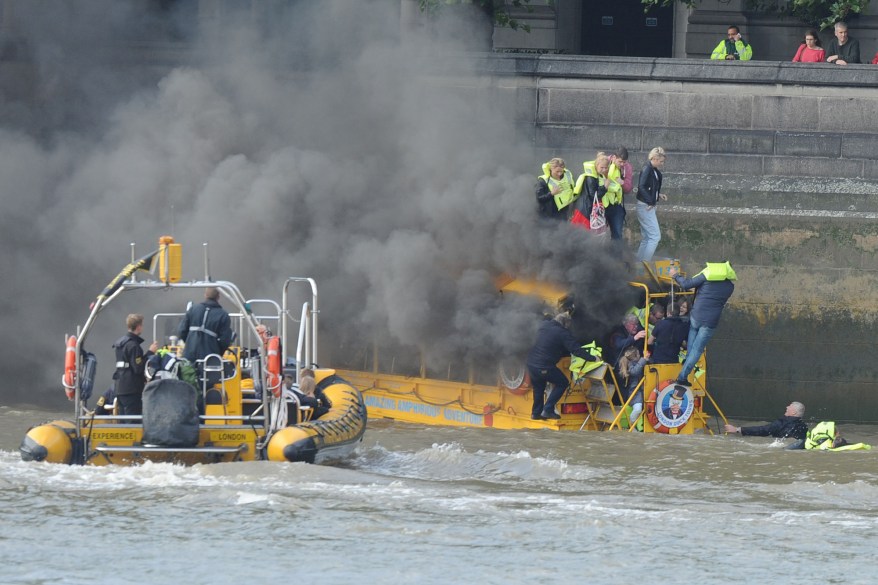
337 260 728 435
20 237 367 465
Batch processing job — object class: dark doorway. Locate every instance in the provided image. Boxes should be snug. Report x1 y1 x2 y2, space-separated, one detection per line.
580 0 673 57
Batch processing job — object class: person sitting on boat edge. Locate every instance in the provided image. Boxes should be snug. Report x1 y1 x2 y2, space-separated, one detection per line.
669 261 735 387
526 311 599 420
113 313 159 420
283 368 329 423
724 401 808 449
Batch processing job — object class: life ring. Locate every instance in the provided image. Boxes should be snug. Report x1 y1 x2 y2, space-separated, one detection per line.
645 379 695 434
266 336 282 398
62 335 77 399
498 359 530 396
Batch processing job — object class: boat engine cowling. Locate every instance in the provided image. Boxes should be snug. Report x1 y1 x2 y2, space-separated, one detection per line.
20 420 75 463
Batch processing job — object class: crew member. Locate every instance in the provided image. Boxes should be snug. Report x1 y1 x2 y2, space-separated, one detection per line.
177 286 235 365
113 313 158 419
526 312 598 420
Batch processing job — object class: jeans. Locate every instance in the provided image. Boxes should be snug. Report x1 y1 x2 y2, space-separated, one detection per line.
678 316 716 383
605 203 626 241
527 364 570 417
636 201 661 262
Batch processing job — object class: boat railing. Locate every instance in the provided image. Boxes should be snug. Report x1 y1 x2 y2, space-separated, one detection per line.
282 277 318 380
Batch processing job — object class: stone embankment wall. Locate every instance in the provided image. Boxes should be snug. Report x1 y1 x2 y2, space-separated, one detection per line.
482 54 878 422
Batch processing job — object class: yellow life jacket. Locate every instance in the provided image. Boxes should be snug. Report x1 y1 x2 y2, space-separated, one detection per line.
577 160 622 207
805 421 872 451
627 306 655 337
697 261 737 281
540 163 576 211
570 341 603 378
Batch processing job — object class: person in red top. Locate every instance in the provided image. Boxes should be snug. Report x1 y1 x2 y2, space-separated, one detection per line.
872 51 878 64
792 29 825 62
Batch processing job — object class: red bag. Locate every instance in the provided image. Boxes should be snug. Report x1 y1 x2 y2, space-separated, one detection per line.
571 208 590 229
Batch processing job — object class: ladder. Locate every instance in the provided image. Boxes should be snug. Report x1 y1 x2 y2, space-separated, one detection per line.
577 363 622 431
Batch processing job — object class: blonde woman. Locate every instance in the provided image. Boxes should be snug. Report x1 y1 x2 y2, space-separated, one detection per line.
636 147 667 262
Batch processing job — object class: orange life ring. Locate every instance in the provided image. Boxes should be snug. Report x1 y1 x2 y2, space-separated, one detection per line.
498 360 530 396
645 379 694 434
63 335 77 399
266 336 282 398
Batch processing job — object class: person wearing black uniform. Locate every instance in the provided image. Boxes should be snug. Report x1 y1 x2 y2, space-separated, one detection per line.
113 313 158 418
526 312 598 420
177 286 235 366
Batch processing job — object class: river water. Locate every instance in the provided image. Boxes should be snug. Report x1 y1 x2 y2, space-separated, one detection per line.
2 405 877 585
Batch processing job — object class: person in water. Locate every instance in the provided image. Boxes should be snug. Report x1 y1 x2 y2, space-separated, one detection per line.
724 401 808 448
526 311 598 420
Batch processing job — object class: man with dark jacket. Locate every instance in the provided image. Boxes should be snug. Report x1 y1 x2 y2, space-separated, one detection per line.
526 312 598 420
725 402 808 446
649 305 690 364
825 21 860 65
669 262 735 385
606 313 646 369
113 313 158 417
177 287 235 365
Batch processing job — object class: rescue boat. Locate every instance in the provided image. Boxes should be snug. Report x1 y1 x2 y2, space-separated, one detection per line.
336 259 729 435
20 237 367 466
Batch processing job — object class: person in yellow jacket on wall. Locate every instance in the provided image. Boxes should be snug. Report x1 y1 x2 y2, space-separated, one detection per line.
573 153 622 240
711 25 752 61
535 157 577 222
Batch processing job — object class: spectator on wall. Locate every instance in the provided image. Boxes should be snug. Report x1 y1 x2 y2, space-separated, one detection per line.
792 29 825 63
826 21 860 65
710 25 752 61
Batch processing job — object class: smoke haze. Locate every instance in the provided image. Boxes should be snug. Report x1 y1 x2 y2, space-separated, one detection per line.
0 0 635 407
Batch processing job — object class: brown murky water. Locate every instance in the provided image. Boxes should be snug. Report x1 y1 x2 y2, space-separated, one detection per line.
2 407 876 585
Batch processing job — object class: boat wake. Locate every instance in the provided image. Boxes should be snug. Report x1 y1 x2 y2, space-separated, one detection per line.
350 442 600 486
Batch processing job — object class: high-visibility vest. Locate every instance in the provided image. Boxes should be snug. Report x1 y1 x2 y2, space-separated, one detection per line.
570 341 603 377
805 421 872 451
697 261 737 281
540 164 577 210
577 160 622 206
710 38 752 61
